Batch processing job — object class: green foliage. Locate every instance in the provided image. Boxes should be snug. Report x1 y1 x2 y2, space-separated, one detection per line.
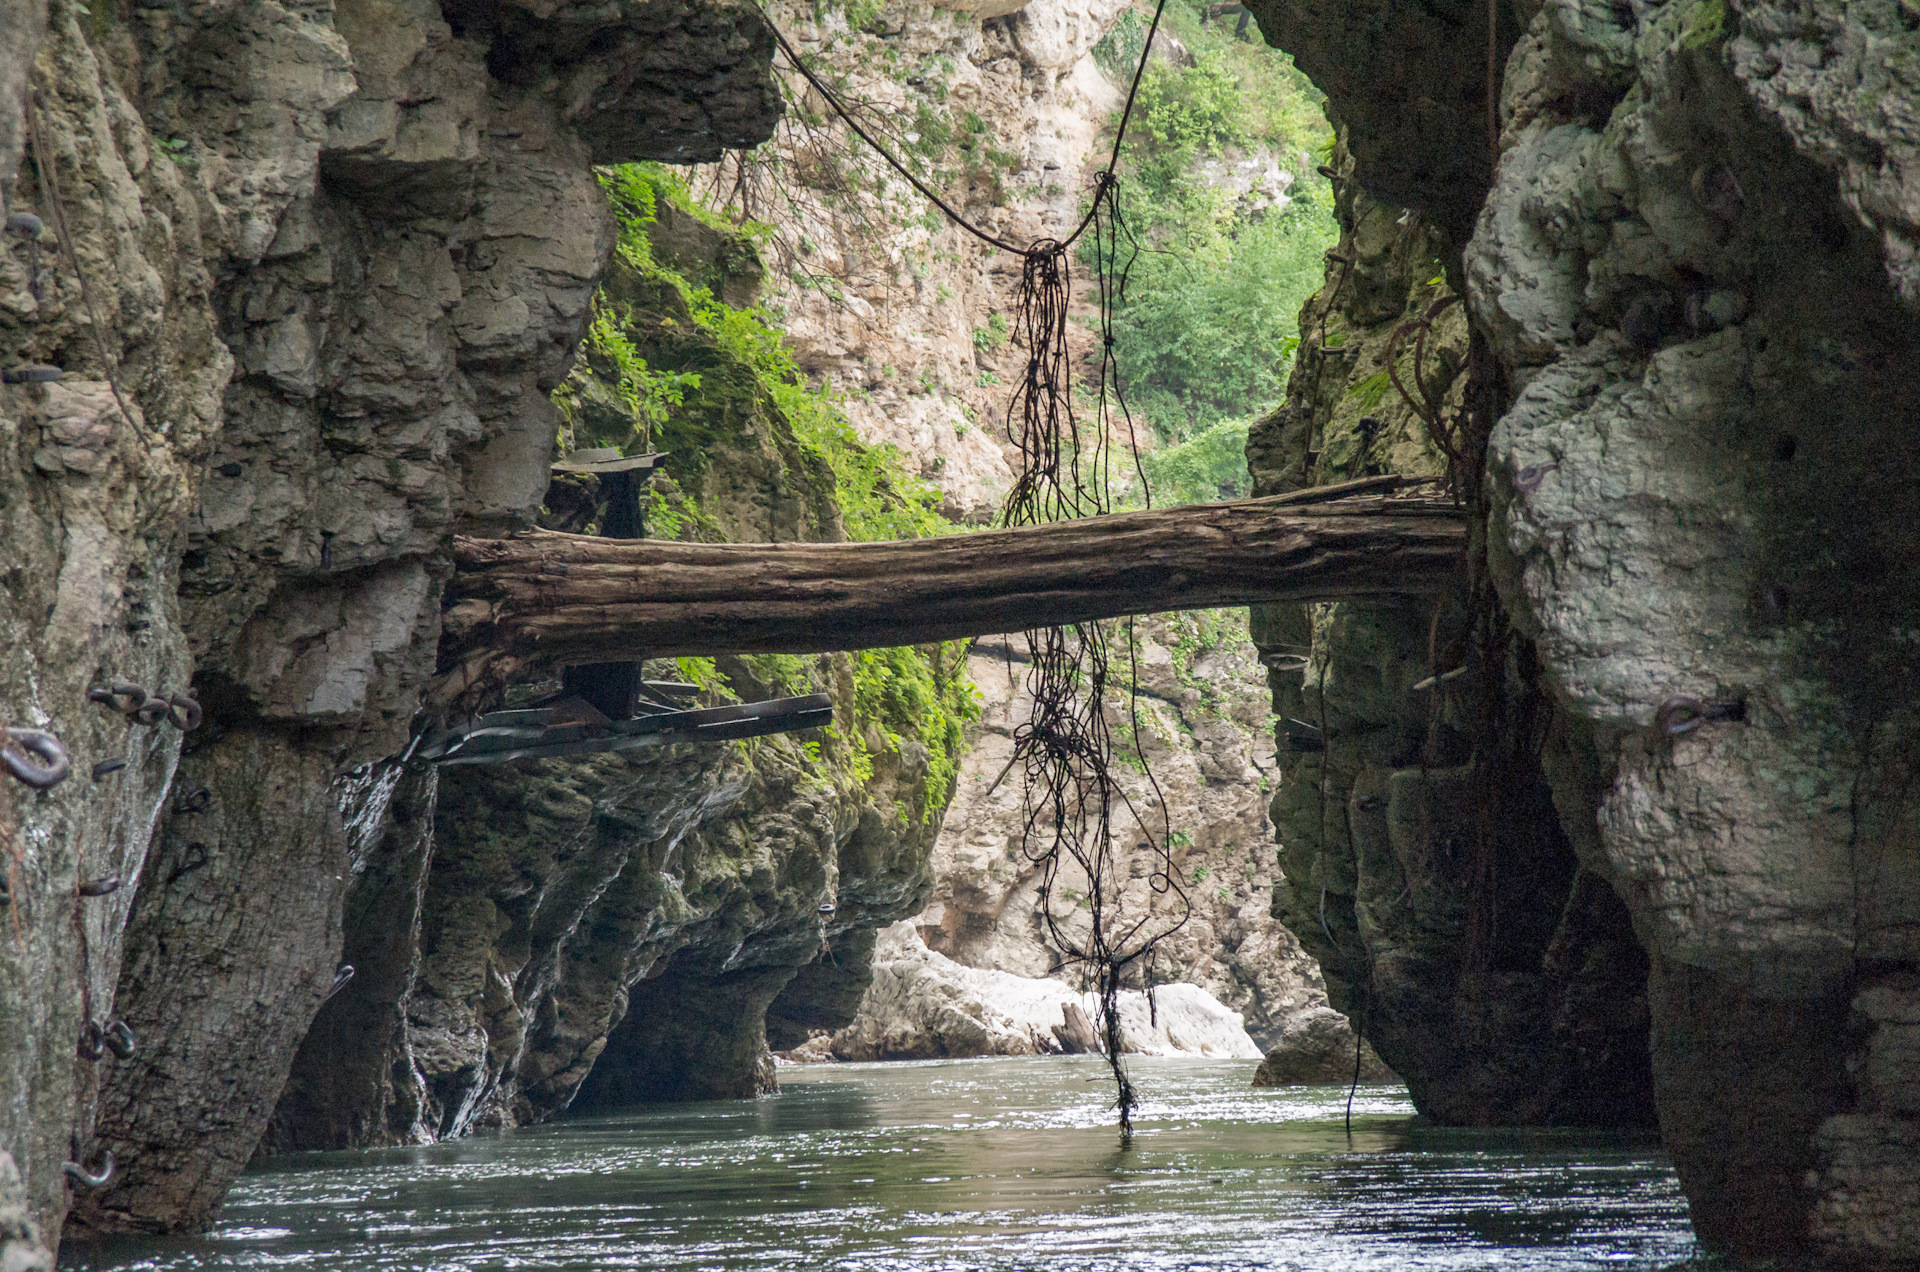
1085 3 1339 450
1135 417 1250 505
972 312 1009 352
850 643 981 809
675 657 727 694
1345 371 1393 412
1137 56 1244 159
1105 201 1332 444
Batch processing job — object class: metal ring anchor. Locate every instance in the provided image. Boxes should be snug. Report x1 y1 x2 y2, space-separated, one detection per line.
87 681 147 710
104 1020 137 1059
2 727 70 788
63 1151 113 1188
165 693 202 731
1656 696 1745 737
133 699 170 727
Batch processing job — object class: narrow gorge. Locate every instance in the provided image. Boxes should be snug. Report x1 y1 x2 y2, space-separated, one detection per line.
1 0 1917 1269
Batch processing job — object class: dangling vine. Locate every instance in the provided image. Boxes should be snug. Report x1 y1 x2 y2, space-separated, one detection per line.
762 0 1188 1141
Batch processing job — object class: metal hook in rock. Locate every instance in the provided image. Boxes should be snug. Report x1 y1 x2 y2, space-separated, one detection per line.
88 681 148 710
165 693 202 731
323 964 355 1002
1656 696 1745 737
1 365 62 384
104 1020 137 1059
76 1020 104 1063
63 1151 113 1189
175 786 211 815
817 902 836 916
5 211 43 239
78 874 121 897
1411 666 1468 693
2 727 70 788
133 698 170 726
91 757 126 780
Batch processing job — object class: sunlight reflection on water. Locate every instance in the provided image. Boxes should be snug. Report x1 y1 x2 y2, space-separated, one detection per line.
61 1056 1694 1271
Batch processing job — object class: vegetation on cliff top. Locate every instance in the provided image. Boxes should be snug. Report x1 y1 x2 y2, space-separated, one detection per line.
1093 2 1338 503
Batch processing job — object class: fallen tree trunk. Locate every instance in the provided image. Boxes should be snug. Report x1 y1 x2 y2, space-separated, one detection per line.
435 478 1466 708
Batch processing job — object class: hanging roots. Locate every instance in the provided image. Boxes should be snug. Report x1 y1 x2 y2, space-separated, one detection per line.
764 0 1183 1142
1001 135 1185 1149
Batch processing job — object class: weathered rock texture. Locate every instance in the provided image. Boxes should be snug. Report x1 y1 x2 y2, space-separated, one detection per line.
2 0 781 1250
249 202 959 1157
914 621 1330 1050
1246 0 1920 1265
1251 1005 1394 1086
1246 132 1656 1131
704 0 1139 523
824 920 1265 1060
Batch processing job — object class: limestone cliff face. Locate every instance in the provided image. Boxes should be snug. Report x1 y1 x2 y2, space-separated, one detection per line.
1 0 779 1248
262 240 952 1148
1245 138 1655 1129
732 1 1340 1057
705 0 1134 522
1246 0 1920 1264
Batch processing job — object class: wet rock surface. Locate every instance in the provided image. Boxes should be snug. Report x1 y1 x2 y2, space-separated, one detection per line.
1251 1005 1394 1087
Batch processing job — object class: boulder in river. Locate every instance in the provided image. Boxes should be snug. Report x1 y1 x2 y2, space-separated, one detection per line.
821 923 1264 1061
1251 1006 1396 1087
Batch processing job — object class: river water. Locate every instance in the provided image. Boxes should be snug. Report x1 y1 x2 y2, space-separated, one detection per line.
64 1057 1696 1271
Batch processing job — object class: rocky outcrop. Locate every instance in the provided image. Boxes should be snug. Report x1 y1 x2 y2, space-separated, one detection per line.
822 921 1264 1060
2 0 781 1249
1468 2 1920 1261
1244 133 1656 1130
1251 1005 1394 1086
1244 0 1920 1264
0 1153 51 1272
914 622 1330 1050
258 198 958 1146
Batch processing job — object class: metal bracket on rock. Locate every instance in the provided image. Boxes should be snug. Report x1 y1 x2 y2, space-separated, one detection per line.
418 686 835 766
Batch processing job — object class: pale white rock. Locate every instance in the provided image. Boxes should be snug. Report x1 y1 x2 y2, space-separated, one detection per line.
829 923 1263 1060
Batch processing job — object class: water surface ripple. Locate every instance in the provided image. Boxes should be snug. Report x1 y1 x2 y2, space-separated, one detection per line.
64 1056 1695 1271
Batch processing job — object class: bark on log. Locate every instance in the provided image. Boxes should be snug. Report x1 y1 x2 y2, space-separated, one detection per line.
435 480 1465 709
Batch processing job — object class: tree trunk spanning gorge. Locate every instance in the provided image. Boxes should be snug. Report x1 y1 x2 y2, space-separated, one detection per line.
436 482 1465 703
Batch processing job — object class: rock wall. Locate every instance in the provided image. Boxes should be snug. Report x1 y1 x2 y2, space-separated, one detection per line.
260 214 957 1149
705 0 1136 523
2 0 781 1250
1245 0 1920 1264
1245 134 1656 1129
